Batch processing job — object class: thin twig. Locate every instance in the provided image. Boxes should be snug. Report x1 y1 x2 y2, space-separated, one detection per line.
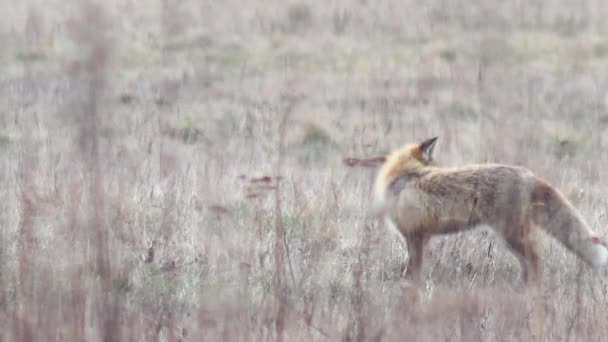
273 96 299 342
343 156 386 168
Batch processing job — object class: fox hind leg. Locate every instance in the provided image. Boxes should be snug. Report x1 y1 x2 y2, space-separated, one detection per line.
504 227 541 286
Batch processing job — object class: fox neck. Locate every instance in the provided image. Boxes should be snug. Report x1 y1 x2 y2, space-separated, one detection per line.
373 157 427 211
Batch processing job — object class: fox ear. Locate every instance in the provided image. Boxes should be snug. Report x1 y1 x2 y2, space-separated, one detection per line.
419 137 438 162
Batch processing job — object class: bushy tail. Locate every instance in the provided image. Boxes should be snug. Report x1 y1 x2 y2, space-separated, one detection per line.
531 179 608 267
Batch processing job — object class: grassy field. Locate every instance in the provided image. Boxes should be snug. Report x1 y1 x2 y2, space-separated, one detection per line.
3 0 608 340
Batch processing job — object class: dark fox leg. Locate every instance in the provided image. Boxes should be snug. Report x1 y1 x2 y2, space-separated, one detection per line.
399 220 469 281
402 233 429 282
504 226 541 286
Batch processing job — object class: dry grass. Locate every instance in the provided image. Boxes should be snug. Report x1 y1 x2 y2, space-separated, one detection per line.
2 0 608 340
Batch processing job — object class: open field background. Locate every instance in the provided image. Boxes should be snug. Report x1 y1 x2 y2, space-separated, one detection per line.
3 0 608 340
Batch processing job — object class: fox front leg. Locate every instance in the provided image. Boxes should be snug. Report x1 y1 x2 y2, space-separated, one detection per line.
402 233 429 283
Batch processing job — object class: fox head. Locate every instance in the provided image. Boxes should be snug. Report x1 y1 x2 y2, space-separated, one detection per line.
387 137 438 170
373 137 438 212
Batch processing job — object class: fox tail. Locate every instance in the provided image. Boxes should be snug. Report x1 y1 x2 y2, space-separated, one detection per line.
531 180 608 267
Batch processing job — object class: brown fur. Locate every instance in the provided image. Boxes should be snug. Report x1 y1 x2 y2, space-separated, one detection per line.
374 138 608 286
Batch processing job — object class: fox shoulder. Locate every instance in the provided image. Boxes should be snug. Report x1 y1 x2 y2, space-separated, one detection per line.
373 137 438 210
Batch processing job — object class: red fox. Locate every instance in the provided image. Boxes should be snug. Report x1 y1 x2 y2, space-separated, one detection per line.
373 137 608 285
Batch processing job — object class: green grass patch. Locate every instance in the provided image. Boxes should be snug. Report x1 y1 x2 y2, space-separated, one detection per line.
15 50 46 63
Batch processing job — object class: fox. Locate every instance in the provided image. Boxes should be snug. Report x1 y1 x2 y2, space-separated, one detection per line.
373 137 608 285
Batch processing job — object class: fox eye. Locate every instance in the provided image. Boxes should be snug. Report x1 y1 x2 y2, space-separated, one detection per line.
419 137 438 163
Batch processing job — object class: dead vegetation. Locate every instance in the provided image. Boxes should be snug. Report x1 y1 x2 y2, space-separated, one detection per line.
2 0 608 340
